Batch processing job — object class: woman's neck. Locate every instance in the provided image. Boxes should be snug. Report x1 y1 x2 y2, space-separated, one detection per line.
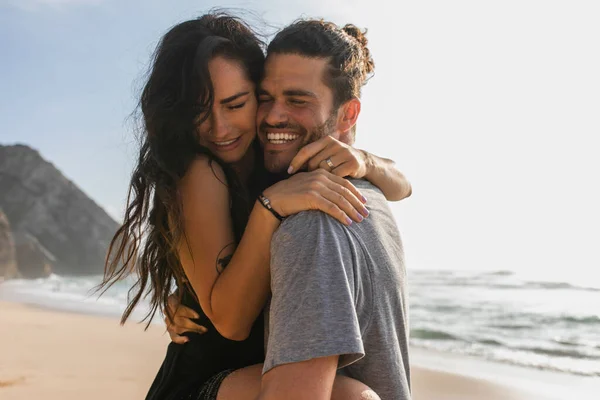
231 143 255 186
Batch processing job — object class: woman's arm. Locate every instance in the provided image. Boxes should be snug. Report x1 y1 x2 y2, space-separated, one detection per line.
361 151 412 201
177 157 368 341
288 136 412 201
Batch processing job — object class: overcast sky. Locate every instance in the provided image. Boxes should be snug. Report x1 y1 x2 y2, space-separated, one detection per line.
1 0 598 282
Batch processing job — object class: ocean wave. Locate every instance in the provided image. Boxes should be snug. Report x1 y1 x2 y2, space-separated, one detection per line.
412 278 600 293
476 338 504 346
410 269 600 292
481 270 514 277
562 315 600 325
488 323 535 330
490 313 600 326
517 346 599 360
411 329 458 341
410 340 600 377
525 281 600 292
411 329 598 361
554 339 579 347
411 304 462 313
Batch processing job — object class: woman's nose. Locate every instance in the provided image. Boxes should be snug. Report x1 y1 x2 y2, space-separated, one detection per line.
211 114 231 138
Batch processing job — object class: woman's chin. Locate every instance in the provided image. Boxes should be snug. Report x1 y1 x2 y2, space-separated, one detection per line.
215 143 253 166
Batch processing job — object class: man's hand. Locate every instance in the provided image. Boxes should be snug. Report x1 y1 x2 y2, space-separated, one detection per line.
288 136 368 179
165 293 207 344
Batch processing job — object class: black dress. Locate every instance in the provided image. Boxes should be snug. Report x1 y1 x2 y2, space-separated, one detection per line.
146 143 271 399
145 288 265 399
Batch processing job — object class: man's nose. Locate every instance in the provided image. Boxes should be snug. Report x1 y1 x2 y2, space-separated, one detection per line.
264 101 288 127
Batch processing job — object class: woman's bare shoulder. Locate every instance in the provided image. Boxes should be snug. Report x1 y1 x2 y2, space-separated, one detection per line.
179 156 231 209
182 155 229 190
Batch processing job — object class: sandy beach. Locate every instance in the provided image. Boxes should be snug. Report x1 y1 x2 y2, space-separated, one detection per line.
0 301 592 400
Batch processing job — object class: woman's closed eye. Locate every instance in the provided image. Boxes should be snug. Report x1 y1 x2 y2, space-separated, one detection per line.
227 102 246 110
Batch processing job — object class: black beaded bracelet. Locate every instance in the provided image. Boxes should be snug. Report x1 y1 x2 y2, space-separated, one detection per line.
258 193 285 222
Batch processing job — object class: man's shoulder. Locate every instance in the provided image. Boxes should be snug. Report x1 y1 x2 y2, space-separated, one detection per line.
273 179 388 243
348 178 385 199
275 209 344 244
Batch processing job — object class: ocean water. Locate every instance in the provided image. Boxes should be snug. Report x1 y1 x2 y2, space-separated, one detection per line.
1 269 598 377
0 274 153 322
409 269 600 377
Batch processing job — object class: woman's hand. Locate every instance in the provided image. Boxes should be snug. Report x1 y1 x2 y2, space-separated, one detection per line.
164 293 207 344
288 136 413 202
287 136 368 178
263 169 369 226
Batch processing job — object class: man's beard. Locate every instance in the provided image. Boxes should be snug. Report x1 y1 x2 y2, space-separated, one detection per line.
259 113 338 177
308 113 338 146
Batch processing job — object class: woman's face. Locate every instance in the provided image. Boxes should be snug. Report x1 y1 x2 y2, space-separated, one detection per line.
196 56 257 164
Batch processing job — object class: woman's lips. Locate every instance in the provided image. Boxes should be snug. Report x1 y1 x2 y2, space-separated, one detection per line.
212 136 242 151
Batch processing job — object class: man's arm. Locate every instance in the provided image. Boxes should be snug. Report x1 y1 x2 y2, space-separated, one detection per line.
260 211 366 397
257 356 339 400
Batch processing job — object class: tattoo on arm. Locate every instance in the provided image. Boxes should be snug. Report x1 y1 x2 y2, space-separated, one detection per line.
216 243 235 274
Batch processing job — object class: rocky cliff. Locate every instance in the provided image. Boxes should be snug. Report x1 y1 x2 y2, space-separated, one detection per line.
0 209 19 279
0 144 119 277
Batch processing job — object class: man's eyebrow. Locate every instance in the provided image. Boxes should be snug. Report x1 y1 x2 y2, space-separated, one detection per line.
283 89 317 98
258 88 271 96
220 91 250 104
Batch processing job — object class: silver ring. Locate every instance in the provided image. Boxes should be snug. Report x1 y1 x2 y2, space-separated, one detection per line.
325 157 335 169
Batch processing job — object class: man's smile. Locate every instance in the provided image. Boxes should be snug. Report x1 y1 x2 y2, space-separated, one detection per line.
266 132 300 145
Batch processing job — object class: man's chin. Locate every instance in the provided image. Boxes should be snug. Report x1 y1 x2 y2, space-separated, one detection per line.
265 160 289 174
264 152 295 175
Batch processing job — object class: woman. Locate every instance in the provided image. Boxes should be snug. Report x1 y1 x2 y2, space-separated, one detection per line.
100 12 410 400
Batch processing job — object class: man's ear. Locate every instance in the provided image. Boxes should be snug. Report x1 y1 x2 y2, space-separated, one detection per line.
336 97 361 141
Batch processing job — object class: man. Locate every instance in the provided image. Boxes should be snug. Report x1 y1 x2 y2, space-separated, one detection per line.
254 20 411 400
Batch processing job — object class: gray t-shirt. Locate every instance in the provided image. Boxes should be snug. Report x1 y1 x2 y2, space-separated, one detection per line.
263 179 411 400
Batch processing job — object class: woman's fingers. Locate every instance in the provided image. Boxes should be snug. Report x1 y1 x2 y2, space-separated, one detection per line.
167 293 180 313
323 179 369 219
311 145 367 180
290 136 368 179
307 172 368 224
169 331 189 345
165 316 188 343
264 169 367 223
175 305 200 320
164 305 207 344
288 138 331 174
319 171 368 204
316 152 346 172
307 146 339 171
329 161 358 179
309 193 353 225
171 316 207 335
317 189 363 224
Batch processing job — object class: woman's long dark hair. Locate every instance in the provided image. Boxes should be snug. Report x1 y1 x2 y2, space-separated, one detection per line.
98 12 265 327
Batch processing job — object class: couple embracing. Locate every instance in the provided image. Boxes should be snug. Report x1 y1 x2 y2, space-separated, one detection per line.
102 11 411 400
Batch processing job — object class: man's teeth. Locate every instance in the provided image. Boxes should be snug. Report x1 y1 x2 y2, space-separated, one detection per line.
267 133 299 144
214 138 238 146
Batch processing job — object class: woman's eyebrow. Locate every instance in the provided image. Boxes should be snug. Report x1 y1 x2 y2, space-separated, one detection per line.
220 91 250 104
